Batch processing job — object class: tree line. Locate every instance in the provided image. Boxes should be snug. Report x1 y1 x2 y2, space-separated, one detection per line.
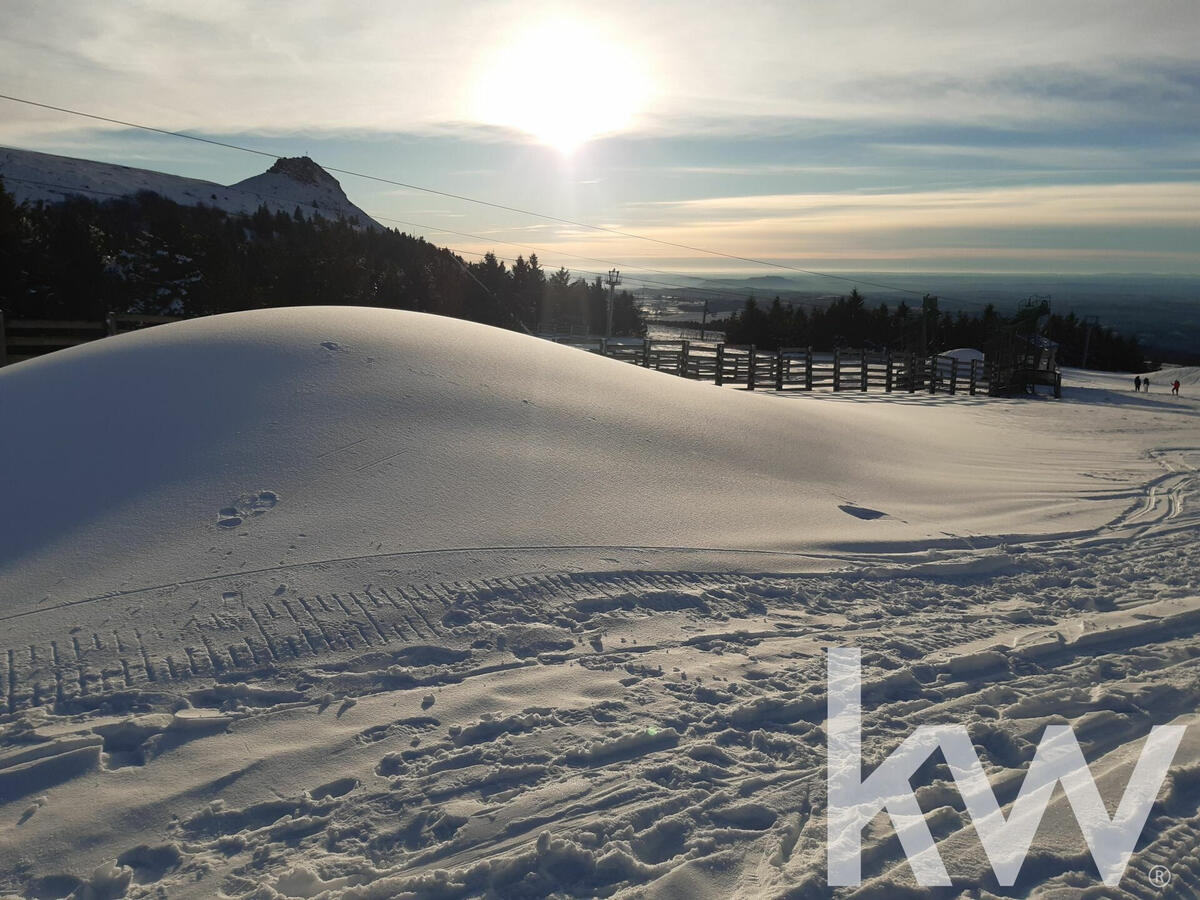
0 180 645 336
0 180 1147 371
715 289 1144 372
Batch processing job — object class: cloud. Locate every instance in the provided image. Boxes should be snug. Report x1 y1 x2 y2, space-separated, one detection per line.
1 1 1195 274
866 142 1199 172
628 183 1200 229
485 181 1200 273
2 0 1198 142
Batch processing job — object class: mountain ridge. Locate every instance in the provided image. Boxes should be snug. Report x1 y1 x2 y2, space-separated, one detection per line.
0 145 379 228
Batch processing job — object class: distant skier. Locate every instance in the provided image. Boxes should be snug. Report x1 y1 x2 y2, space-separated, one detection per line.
1173 380 1181 396
1144 377 1151 392
1135 375 1142 391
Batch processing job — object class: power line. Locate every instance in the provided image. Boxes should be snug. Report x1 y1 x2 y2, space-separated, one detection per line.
373 215 753 302
1 172 542 330
444 250 533 335
0 173 753 304
439 247 728 334
0 172 675 313
0 94 279 160
0 93 742 285
1 171 905 318
2 168 783 304
0 172 909 337
0 93 952 301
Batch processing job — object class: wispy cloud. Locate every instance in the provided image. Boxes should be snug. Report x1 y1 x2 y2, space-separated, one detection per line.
1 1 1197 273
631 183 1200 228
485 181 1200 272
2 1 1198 139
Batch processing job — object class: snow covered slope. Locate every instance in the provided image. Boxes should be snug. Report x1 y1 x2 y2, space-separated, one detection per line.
0 307 1149 604
1 310 1198 899
1157 364 1200 389
230 156 377 225
0 146 378 226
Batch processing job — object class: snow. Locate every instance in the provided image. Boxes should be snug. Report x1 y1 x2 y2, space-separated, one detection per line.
0 146 378 226
0 308 1198 898
1155 365 1200 388
0 308 1163 606
940 347 984 363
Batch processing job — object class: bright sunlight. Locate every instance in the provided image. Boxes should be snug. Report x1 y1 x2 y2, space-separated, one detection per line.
472 19 650 153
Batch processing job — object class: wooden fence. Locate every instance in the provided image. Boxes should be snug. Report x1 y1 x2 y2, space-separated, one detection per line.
0 316 993 397
553 337 992 396
0 312 181 367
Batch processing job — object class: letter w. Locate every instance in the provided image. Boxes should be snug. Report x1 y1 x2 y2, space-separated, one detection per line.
827 648 1184 887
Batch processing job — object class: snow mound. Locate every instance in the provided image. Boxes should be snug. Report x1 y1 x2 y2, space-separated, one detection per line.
0 306 1117 603
2 310 1198 898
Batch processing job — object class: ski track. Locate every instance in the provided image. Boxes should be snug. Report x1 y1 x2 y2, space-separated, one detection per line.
1 449 1199 898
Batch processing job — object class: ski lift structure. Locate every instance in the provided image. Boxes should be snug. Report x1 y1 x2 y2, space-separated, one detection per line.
985 296 1061 397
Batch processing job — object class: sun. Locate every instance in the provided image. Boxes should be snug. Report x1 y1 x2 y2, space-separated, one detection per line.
472 20 650 153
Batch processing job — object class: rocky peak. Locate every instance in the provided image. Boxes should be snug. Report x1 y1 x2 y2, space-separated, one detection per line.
264 156 341 189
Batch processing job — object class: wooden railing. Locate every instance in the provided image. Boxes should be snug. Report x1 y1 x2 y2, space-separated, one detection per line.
0 312 182 366
553 337 994 396
1 317 1002 398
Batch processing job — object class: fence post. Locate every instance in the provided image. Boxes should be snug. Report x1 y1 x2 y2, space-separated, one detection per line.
679 340 689 377
642 339 651 368
969 358 978 395
860 350 868 391
885 351 894 392
775 349 785 391
105 312 118 336
928 356 937 394
747 346 757 390
833 348 841 391
0 309 7 367
715 344 725 386
908 353 917 392
805 347 813 391
949 357 959 394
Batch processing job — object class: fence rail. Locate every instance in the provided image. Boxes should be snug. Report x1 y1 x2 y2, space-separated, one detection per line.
1 317 1015 398
553 336 998 396
0 312 182 367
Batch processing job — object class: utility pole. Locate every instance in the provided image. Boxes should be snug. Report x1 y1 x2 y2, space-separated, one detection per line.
920 294 938 357
700 298 709 341
1080 314 1099 369
605 268 621 337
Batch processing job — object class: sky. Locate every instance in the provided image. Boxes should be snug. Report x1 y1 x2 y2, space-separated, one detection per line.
1 0 1199 278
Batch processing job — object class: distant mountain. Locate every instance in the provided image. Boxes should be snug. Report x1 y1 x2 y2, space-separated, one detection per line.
0 146 379 228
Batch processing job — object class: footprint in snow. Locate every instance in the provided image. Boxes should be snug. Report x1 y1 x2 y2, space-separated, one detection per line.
838 503 888 520
217 490 280 528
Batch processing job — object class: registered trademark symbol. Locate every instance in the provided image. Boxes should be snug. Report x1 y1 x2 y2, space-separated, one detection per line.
1149 865 1172 888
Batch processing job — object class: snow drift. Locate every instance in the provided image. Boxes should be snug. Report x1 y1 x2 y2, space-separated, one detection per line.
1 309 1198 899
0 306 1126 604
